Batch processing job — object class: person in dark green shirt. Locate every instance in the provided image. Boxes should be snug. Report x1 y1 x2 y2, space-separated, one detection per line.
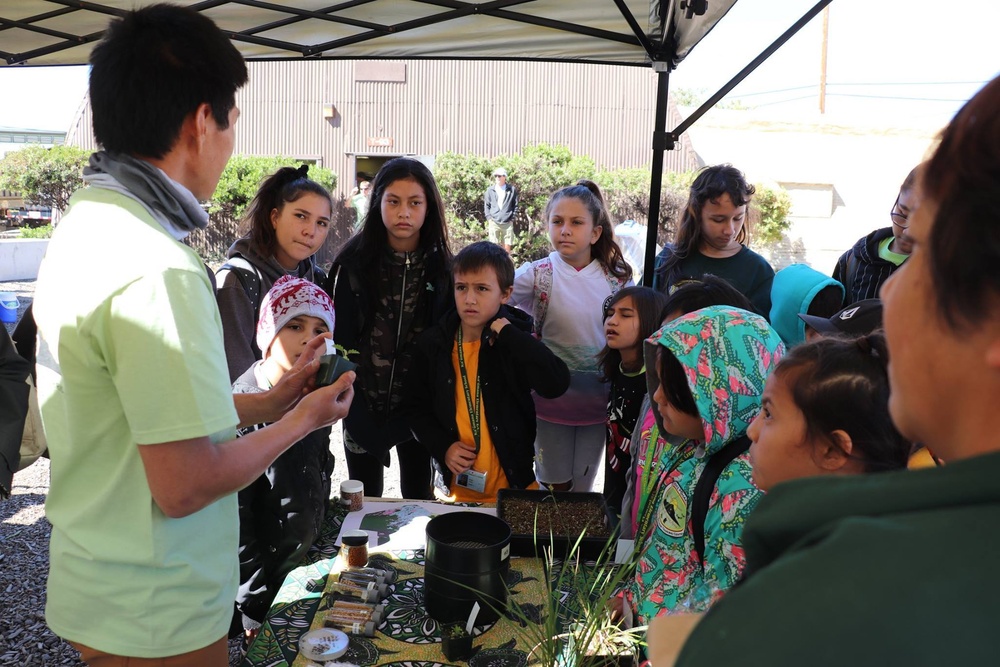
669 73 1000 667
651 165 774 318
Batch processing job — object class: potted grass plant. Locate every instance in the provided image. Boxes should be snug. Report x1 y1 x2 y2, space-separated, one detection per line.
504 506 647 667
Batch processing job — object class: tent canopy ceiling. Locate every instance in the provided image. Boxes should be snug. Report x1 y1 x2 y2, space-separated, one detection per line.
1 0 736 68
4 0 832 288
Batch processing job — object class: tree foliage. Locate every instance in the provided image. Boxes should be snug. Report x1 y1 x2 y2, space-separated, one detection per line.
749 181 793 247
0 144 90 212
185 155 339 266
434 143 792 265
210 155 337 222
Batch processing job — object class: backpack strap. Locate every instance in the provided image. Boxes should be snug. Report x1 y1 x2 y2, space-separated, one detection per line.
531 257 553 337
690 435 752 566
604 269 628 296
218 257 264 325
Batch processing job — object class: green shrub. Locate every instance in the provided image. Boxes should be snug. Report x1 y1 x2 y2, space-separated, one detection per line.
595 166 688 247
210 155 337 222
436 143 595 266
434 146 792 265
749 182 793 247
0 145 89 212
19 224 53 239
186 156 339 265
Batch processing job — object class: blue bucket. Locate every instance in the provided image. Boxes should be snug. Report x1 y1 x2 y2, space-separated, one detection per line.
0 292 19 323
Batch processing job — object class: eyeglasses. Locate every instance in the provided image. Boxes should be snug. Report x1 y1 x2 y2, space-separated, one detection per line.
494 174 505 178
889 195 909 229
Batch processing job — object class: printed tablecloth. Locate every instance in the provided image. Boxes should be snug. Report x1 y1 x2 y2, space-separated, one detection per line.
242 502 550 667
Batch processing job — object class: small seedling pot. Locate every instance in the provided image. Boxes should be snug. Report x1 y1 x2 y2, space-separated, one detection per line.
441 623 473 662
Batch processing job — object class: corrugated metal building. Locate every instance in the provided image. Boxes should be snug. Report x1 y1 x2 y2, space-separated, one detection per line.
66 59 697 195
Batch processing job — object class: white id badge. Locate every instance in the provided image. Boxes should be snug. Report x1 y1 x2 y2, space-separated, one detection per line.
456 468 487 493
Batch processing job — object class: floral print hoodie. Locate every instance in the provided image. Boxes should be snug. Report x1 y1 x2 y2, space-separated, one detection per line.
624 306 785 625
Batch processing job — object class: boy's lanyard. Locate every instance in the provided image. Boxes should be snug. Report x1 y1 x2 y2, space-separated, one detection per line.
456 327 481 454
635 423 663 542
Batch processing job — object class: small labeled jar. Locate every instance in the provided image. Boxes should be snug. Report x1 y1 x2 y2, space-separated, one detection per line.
341 530 369 568
340 480 364 512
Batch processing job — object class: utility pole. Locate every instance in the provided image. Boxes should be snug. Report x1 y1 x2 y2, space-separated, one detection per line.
819 4 829 113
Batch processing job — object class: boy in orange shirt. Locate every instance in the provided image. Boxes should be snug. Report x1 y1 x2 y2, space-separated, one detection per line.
404 242 570 501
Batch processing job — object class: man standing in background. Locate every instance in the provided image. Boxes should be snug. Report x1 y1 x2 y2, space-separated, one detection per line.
484 167 518 252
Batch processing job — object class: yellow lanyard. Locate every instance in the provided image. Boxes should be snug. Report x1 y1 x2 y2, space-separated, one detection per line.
635 424 664 542
456 327 481 453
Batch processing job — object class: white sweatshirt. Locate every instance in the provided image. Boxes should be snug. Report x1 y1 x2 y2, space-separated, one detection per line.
511 251 630 425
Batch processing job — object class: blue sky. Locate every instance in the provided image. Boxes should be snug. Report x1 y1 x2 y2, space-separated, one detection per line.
0 0 996 132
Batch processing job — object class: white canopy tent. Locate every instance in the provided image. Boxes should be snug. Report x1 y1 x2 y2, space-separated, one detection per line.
1 0 831 285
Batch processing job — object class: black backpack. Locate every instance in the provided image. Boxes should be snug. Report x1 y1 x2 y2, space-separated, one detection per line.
217 257 264 326
690 435 752 564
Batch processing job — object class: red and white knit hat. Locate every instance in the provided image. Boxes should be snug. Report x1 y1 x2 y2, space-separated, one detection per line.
256 275 336 355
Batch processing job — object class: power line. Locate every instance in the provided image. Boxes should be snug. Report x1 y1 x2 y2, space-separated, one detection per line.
751 95 817 107
722 80 988 99
824 80 989 87
825 92 970 102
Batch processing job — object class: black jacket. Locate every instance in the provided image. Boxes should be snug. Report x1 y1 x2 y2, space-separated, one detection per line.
0 325 30 499
404 305 570 490
232 364 334 623
324 247 453 463
832 227 903 305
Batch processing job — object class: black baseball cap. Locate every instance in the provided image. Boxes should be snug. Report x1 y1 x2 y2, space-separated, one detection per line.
799 299 883 337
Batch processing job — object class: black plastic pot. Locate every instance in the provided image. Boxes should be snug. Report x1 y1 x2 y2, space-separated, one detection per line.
441 623 473 661
424 511 511 624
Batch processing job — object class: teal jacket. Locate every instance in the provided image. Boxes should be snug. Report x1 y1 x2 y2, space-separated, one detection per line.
624 306 784 624
678 452 1000 666
769 263 844 347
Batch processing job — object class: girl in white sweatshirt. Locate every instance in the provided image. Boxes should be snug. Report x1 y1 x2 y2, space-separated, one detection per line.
510 180 632 492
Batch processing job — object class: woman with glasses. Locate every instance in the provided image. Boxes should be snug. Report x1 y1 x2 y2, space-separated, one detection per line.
833 165 921 305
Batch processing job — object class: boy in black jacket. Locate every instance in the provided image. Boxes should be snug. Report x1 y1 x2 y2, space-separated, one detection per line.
405 242 570 501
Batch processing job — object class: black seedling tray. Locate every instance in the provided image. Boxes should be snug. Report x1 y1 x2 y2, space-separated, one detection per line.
496 489 614 560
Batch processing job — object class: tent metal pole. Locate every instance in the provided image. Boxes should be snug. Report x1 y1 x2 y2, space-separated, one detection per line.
643 66 670 287
671 0 833 139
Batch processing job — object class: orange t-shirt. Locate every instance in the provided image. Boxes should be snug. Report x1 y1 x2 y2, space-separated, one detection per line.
450 338 510 502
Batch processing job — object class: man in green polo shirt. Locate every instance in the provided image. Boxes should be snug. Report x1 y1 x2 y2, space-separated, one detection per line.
33 6 354 665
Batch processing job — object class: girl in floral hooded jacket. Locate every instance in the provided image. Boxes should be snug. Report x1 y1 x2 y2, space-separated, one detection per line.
623 305 785 625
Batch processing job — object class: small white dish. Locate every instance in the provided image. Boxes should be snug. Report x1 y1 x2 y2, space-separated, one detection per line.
299 627 350 662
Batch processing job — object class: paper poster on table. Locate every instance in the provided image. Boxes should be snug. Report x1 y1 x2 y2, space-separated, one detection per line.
336 501 496 551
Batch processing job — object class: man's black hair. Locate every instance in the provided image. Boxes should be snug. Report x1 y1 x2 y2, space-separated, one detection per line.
89 3 248 158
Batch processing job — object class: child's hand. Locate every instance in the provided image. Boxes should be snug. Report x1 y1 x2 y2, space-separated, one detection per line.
445 441 477 476
607 593 625 623
487 317 511 346
489 317 510 337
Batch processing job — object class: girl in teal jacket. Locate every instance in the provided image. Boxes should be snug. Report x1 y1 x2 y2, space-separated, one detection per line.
624 306 784 624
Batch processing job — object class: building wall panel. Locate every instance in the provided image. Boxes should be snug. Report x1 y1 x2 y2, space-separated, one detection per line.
66 59 698 196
